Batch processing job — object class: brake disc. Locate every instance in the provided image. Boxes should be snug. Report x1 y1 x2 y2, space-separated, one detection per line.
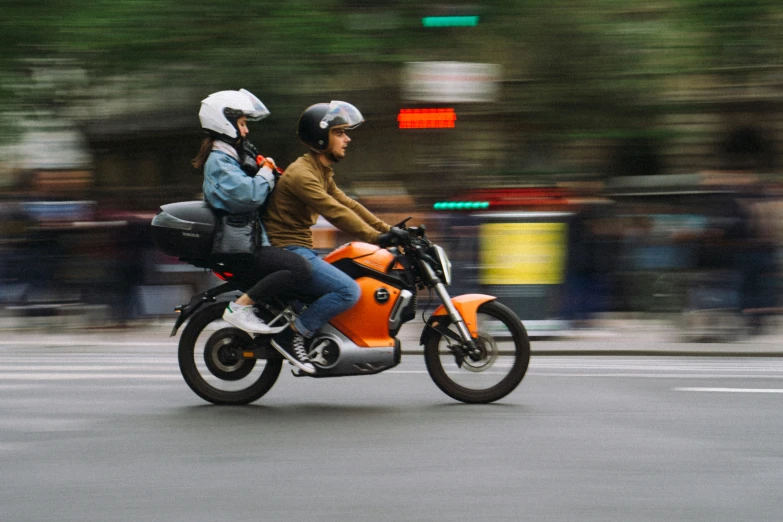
461 332 498 373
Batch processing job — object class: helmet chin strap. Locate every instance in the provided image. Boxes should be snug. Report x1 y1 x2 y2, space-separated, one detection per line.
326 152 340 163
211 131 242 146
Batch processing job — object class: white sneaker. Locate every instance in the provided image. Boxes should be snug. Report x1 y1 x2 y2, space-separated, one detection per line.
222 302 274 334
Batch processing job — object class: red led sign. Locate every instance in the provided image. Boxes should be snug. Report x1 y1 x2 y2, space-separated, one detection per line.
398 108 456 129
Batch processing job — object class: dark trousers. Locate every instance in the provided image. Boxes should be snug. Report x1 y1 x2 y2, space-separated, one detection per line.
219 246 312 303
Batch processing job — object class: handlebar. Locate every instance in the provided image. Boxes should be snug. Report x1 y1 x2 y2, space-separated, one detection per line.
393 217 412 229
392 217 427 239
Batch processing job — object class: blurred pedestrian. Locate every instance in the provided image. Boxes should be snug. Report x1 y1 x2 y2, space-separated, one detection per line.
735 186 779 334
563 191 618 327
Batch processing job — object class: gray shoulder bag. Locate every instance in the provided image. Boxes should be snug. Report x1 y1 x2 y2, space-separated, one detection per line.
211 209 260 256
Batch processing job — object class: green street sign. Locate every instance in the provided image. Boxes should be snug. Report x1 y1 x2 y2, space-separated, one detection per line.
422 16 479 28
433 201 490 210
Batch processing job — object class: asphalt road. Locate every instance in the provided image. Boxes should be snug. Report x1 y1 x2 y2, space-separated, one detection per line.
1 344 783 522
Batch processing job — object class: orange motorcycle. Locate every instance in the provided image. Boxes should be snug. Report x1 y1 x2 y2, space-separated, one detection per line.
151 202 530 404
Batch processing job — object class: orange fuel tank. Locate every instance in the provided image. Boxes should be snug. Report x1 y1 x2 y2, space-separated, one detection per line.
324 242 395 274
329 277 401 347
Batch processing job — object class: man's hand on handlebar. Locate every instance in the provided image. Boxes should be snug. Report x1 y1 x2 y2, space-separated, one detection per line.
378 226 408 248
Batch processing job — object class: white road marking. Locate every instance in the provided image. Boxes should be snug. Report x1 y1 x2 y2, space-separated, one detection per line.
674 387 783 393
0 384 44 390
0 373 182 381
0 340 176 347
0 365 176 371
5 358 177 365
530 362 783 372
371 370 783 378
531 372 783 379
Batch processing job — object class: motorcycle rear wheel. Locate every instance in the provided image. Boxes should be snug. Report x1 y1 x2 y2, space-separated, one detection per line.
178 302 282 405
424 300 530 404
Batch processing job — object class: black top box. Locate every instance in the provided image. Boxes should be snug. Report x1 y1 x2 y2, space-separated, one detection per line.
151 201 217 265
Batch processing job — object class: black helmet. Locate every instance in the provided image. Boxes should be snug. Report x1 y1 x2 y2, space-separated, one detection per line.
297 101 364 152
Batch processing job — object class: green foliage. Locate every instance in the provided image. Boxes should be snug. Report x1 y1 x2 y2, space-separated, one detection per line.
1 0 782 145
678 0 777 68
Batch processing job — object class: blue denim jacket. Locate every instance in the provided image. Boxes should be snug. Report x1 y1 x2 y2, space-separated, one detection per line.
202 149 275 246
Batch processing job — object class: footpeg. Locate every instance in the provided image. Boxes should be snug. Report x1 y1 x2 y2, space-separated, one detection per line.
250 323 290 338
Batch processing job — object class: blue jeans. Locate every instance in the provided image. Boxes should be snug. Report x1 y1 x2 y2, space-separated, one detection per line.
285 246 361 337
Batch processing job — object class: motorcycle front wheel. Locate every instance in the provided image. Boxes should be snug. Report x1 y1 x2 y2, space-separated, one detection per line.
424 300 530 404
178 302 282 405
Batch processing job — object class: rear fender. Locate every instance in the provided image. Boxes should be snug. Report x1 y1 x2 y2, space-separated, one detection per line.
170 281 240 336
419 294 496 346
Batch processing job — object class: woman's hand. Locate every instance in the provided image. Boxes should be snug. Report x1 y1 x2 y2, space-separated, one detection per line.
260 157 276 171
256 155 283 177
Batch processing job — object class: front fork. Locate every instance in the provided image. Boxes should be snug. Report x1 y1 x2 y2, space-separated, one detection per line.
432 283 478 354
419 261 496 360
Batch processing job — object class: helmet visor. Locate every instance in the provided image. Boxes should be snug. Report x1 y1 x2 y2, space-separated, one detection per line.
239 89 270 121
319 101 364 130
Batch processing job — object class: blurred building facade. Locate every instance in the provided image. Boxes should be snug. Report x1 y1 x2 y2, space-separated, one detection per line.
1 2 782 333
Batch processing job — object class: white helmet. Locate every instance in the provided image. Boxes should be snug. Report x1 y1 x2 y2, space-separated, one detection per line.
198 89 270 141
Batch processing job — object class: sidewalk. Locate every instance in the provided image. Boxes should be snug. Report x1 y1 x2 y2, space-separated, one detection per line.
1 316 782 356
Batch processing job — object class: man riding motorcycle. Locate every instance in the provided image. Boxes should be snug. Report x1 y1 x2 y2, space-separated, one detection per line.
263 101 407 341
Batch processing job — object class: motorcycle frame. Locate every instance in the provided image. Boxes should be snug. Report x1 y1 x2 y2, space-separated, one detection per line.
170 242 485 356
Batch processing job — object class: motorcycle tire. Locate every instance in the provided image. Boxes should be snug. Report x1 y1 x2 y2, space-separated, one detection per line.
424 300 530 404
178 302 282 405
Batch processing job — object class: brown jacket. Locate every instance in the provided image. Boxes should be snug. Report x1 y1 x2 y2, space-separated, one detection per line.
263 153 391 248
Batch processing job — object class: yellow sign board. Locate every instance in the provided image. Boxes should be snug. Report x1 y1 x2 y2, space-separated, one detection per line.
479 222 568 285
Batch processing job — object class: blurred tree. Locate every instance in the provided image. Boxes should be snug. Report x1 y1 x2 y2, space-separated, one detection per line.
679 0 779 72
1 0 781 176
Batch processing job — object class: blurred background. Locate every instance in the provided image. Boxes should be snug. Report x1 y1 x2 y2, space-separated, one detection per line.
0 0 781 339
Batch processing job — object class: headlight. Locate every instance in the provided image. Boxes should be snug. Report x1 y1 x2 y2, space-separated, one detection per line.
433 245 452 285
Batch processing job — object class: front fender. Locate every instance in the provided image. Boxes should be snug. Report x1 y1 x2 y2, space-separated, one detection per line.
419 293 496 345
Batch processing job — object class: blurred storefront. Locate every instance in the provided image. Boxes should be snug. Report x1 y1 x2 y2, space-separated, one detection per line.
430 187 578 334
606 172 782 339
428 175 783 339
